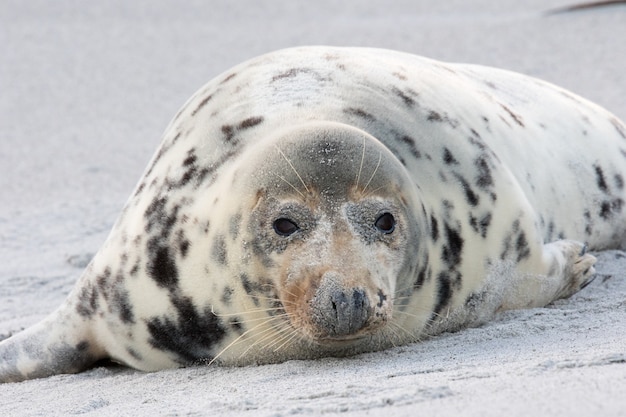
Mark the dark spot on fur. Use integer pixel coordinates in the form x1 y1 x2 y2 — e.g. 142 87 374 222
82 268 135 323
229 318 244 333
594 164 609 193
221 73 237 84
179 239 190 258
144 198 183 287
238 116 264 130
230 212 242 240
443 148 459 165
515 232 531 262
240 273 253 295
146 295 226 364
455 174 479 206
499 103 524 127
271 67 325 82
432 273 453 316
469 213 492 238
113 285 134 324
427 111 442 122
211 235 228 266
610 117 626 139
399 135 421 159
148 242 179 288
176 148 240 190
134 182 146 197
96 268 111 294
442 224 464 268
392 87 416 107
344 107 376 122
221 286 234 305
222 125 235 142
179 167 197 187
191 94 213 117
500 220 531 261
414 265 428 290
108 272 135 324
272 68 301 81
428 111 460 128
144 197 168 233
430 215 439 241
600 198 624 220
221 117 264 144
76 283 99 318
475 155 494 189
615 174 624 190
183 150 197 167
376 289 387 308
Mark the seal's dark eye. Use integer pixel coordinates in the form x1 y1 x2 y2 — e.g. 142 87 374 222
273 218 299 236
375 213 395 234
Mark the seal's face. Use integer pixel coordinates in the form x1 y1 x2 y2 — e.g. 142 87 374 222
240 123 421 346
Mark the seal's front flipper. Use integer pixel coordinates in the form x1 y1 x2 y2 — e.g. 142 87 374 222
499 240 596 311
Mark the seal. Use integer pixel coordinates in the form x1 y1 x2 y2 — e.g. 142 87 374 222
1 46 625 383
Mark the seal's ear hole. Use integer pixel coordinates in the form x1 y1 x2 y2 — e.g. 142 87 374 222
374 213 395 234
273 218 299 237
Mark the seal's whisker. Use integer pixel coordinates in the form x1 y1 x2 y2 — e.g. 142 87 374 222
226 312 290 325
275 145 310 194
393 283 424 297
382 323 403 347
354 136 366 191
261 325 296 352
391 308 429 320
241 293 280 302
271 326 302 353
209 322 267 365
275 173 306 198
361 151 382 194
243 321 294 358
209 315 286 365
398 306 446 319
211 306 285 318
388 319 421 343
237 318 291 358
362 185 386 199
240 293 292 307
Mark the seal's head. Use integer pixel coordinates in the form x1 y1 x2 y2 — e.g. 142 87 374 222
224 122 423 352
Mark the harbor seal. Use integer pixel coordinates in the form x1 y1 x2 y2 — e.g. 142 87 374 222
1 46 625 383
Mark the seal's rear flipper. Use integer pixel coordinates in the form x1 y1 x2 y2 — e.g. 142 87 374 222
0 309 104 383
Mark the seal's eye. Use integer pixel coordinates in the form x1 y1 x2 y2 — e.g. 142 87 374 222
273 218 299 236
374 213 395 234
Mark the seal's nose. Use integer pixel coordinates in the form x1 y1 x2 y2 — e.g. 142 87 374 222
310 272 372 337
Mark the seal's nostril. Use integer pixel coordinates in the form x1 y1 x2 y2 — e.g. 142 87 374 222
311 286 371 337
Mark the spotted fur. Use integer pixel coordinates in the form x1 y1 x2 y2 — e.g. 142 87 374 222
2 46 625 383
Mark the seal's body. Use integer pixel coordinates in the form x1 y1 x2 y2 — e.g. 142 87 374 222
2 47 624 382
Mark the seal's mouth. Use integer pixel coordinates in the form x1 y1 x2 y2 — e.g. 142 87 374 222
279 270 393 346
300 286 390 344
312 326 380 344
